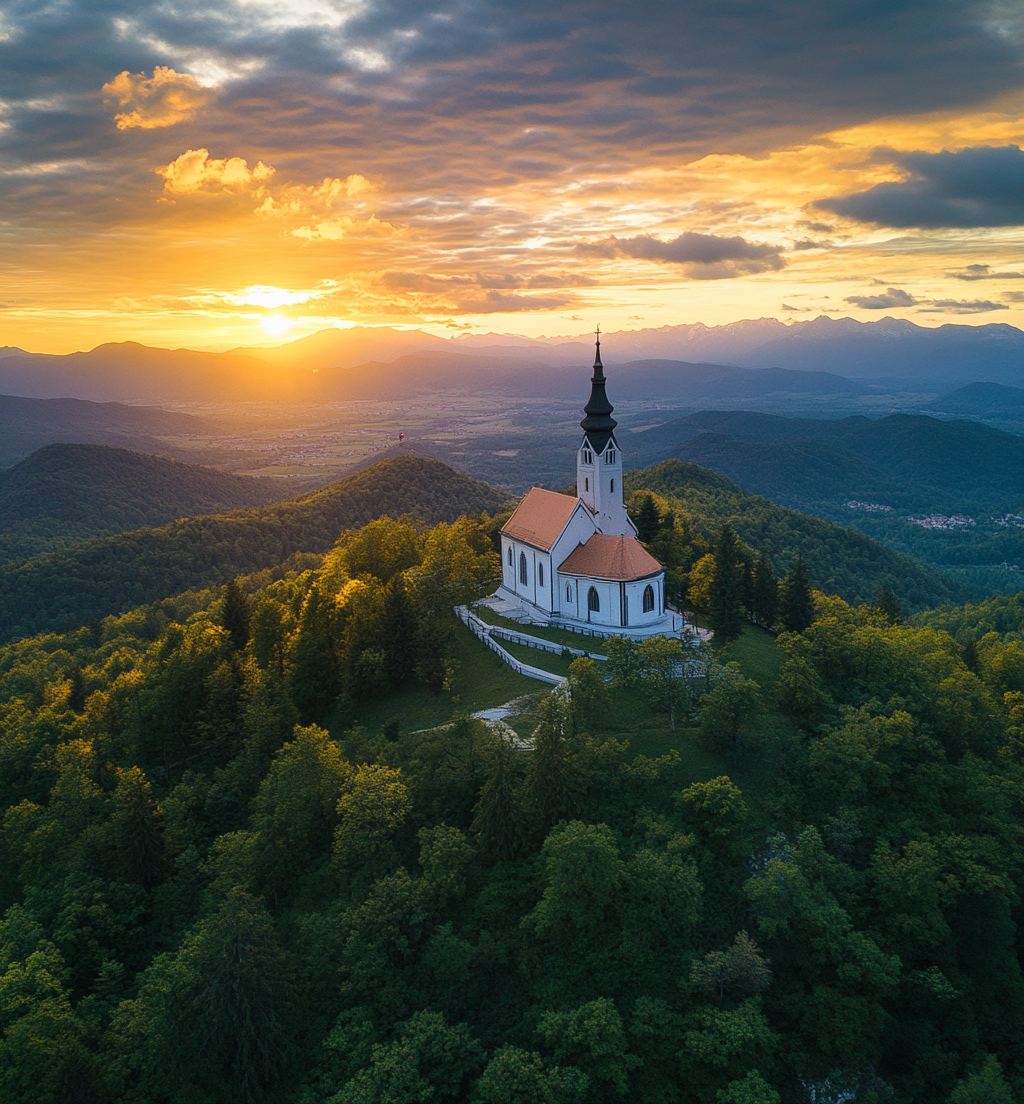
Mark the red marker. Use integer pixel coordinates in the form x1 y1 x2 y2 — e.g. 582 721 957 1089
398 432 404 443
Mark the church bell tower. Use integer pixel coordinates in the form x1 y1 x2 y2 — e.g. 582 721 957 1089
577 330 635 537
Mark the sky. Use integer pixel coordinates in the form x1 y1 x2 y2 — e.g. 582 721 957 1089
1 0 1021 354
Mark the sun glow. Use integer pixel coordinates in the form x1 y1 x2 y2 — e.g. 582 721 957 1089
260 313 294 336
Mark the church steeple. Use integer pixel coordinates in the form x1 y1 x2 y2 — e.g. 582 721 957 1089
580 327 617 453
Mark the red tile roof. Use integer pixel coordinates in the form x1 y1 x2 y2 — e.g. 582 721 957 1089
501 487 580 551
558 534 663 581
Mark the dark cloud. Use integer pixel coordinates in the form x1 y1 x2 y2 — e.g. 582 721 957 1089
816 145 1024 229
614 231 785 277
918 299 1010 314
2 1 1020 223
845 288 916 309
946 263 1024 281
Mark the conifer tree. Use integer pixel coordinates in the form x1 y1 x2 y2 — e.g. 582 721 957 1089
221 578 251 651
633 494 662 543
109 766 167 890
471 737 523 860
751 548 780 629
382 575 418 685
287 585 342 722
527 692 580 828
779 558 815 634
708 523 747 642
874 587 902 625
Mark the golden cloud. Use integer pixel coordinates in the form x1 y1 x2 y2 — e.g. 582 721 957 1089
157 149 275 193
102 67 215 130
291 214 401 240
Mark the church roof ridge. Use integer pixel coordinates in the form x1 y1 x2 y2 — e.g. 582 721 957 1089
558 533 662 581
500 486 581 551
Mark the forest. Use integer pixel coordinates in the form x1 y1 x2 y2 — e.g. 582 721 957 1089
0 455 963 647
0 487 1021 1103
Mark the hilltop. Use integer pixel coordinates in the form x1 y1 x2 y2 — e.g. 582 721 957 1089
0 453 962 645
628 459 960 610
630 411 1021 513
0 444 291 564
0 455 511 643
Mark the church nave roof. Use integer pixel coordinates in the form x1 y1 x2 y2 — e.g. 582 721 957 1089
501 486 580 551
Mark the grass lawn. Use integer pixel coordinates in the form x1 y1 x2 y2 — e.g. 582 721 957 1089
715 623 784 688
330 622 542 737
473 604 614 655
498 639 600 680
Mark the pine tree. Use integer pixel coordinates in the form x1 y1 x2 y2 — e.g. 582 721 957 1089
221 578 251 651
751 548 780 629
527 692 580 829
471 738 523 860
633 494 661 543
779 558 815 633
708 523 747 642
874 587 902 625
382 575 419 685
110 766 167 890
287 585 342 722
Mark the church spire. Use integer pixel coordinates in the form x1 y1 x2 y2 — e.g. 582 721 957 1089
580 326 617 453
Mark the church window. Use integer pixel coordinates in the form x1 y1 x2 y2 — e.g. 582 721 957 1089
507 546 513 566
610 479 615 492
539 563 544 587
587 587 600 613
519 552 528 585
606 449 616 464
584 477 589 492
643 584 655 613
566 585 572 601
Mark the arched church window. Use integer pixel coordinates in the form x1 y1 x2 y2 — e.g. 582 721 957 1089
566 585 572 602
610 479 614 492
519 552 528 586
539 563 544 587
606 450 616 464
643 584 655 613
507 546 513 566
587 587 600 613
584 477 589 492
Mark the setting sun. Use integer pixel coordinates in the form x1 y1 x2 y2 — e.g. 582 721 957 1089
260 313 294 337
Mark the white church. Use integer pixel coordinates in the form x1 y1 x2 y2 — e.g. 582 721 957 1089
491 334 682 638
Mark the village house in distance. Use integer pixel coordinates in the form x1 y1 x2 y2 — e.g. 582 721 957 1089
490 333 683 637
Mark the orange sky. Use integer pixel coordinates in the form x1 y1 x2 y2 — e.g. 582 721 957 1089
2 3 1021 353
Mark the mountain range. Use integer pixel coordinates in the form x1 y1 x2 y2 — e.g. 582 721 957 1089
1 316 1020 403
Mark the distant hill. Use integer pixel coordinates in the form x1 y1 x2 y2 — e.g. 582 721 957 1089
0 393 215 465
0 456 511 643
0 444 291 564
631 411 1021 511
927 382 1024 417
628 460 962 611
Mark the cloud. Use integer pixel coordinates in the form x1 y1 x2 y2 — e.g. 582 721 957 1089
1004 292 1024 303
455 291 571 313
845 288 916 309
946 263 1024 281
612 231 785 278
102 67 214 130
918 299 1010 314
158 148 274 193
816 145 1024 228
291 215 400 240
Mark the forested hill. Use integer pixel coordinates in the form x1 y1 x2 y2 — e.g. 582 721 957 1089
0 444 290 564
630 411 1020 514
0 456 510 643
628 460 961 610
